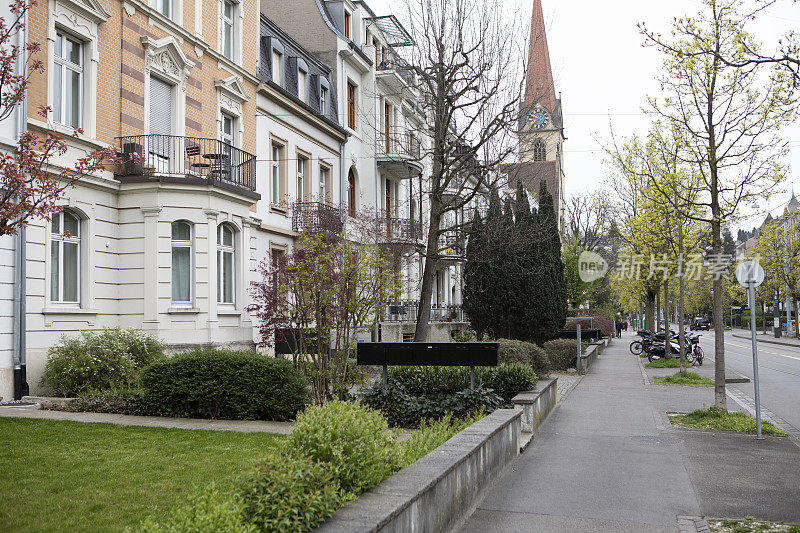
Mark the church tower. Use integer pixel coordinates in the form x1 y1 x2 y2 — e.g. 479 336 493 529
514 0 566 232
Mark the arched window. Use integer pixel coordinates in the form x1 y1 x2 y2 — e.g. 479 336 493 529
533 138 546 162
171 221 193 304
217 223 236 305
50 210 81 303
347 168 356 217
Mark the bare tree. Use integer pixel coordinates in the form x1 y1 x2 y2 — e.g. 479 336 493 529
564 191 613 251
400 0 525 341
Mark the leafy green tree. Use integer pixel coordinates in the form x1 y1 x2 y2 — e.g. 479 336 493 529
639 0 796 410
463 214 490 339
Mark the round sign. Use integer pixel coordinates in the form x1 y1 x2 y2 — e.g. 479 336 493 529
736 260 765 288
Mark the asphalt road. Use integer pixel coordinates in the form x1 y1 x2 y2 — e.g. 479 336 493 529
697 330 800 431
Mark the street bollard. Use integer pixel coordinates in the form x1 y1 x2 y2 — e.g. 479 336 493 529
576 323 582 374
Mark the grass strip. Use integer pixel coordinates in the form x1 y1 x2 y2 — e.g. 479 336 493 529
669 407 787 436
645 358 681 368
654 371 714 385
0 417 284 532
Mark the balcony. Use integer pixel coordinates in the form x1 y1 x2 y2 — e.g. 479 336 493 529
116 135 257 195
376 53 415 92
384 301 466 323
377 127 423 179
376 216 423 247
292 202 344 237
439 230 466 264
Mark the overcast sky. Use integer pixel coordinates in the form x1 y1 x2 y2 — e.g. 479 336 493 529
368 0 800 233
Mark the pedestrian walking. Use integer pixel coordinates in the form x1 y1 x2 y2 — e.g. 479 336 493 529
615 320 623 338
623 320 628 331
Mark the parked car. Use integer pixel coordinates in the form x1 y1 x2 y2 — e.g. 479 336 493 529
690 317 710 331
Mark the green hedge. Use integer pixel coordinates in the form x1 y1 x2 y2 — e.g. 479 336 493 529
497 339 550 376
360 364 535 427
543 339 579 370
140 349 309 421
40 328 165 396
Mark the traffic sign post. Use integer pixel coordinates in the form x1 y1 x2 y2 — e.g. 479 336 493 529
736 260 765 440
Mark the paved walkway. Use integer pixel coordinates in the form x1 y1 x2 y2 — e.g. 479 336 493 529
460 332 800 533
732 331 800 348
0 404 294 433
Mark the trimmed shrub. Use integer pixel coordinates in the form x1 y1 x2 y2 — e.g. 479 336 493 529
543 339 579 370
140 349 309 420
40 328 165 396
387 364 536 403
361 380 503 428
285 401 400 496
138 484 255 533
398 410 484 468
238 454 342 531
497 339 550 376
360 364 533 427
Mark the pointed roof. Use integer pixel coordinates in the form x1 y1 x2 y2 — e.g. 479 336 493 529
788 191 799 212
524 0 556 112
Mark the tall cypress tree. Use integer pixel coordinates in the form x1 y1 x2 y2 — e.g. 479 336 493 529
538 181 567 339
463 214 489 339
512 182 538 341
499 197 516 338
482 190 504 338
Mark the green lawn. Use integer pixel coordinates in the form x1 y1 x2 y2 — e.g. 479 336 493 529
669 408 786 436
645 358 681 368
0 418 284 532
654 371 714 385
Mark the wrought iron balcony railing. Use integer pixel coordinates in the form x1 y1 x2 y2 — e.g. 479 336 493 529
292 201 344 235
377 216 423 244
378 127 422 160
439 230 466 260
375 50 415 86
116 134 257 192
384 301 465 323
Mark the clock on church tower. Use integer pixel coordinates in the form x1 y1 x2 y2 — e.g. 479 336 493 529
526 108 551 129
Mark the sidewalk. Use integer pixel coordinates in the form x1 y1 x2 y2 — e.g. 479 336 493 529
460 332 800 532
0 403 294 433
731 331 800 348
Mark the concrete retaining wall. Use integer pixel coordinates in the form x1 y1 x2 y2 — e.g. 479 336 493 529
511 377 557 436
581 341 604 371
316 408 522 533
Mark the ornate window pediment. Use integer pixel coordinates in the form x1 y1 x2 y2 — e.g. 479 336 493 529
55 0 110 28
215 75 249 116
141 36 195 84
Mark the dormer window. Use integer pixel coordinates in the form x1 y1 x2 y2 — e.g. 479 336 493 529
320 85 328 114
272 49 282 85
298 68 307 101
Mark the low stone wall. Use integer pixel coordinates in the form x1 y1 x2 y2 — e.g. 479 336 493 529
581 341 603 371
511 377 557 437
316 409 522 533
21 395 72 409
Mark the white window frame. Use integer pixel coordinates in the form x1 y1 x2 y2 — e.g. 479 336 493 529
171 220 194 306
272 49 282 85
48 0 108 138
219 0 237 61
298 68 307 102
319 164 329 203
319 84 328 115
50 210 81 305
217 223 236 306
52 31 83 129
220 111 235 146
271 141 284 206
297 154 306 201
152 0 181 23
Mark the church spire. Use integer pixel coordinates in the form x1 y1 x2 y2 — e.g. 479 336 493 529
525 0 556 112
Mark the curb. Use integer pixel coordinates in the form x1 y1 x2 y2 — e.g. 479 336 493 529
732 333 800 348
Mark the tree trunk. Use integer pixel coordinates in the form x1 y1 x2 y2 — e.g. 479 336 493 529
646 290 656 332
711 216 727 411
414 206 442 342
678 221 686 373
663 278 669 332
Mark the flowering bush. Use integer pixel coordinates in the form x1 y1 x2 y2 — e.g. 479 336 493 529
40 328 164 396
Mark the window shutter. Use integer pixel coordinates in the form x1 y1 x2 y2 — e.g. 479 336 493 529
149 77 173 136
